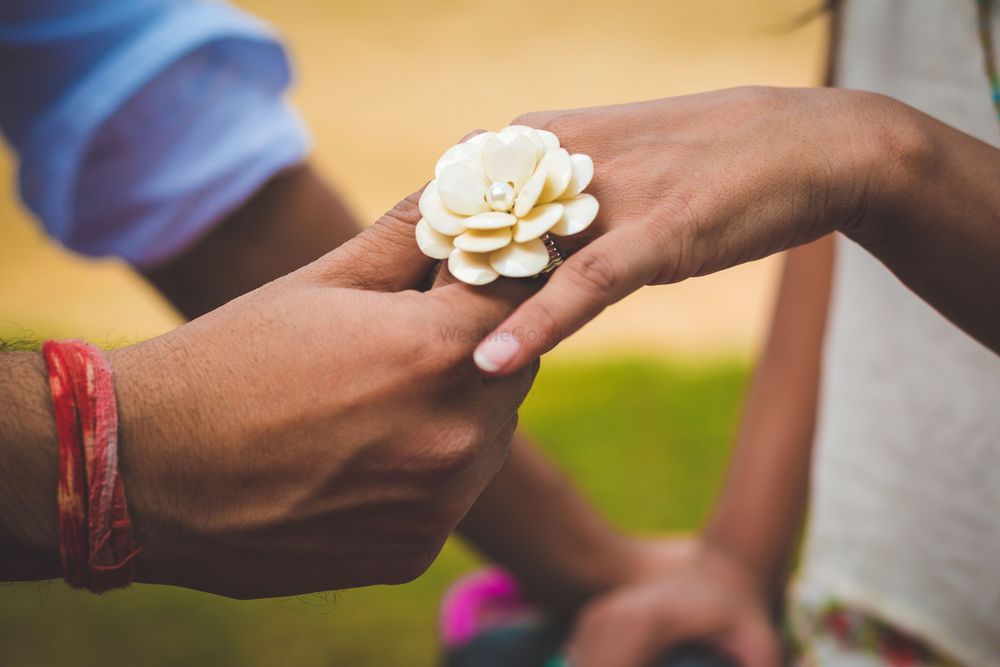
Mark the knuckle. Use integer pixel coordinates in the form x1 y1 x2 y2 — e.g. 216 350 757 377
543 112 586 145
406 325 464 383
447 420 490 457
350 233 388 271
522 301 563 348
569 252 618 296
511 111 545 128
381 192 423 228
419 421 488 478
390 189 424 220
318 232 385 287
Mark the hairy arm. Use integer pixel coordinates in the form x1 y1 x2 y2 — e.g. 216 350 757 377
0 164 359 582
0 350 60 580
143 163 362 319
704 236 834 597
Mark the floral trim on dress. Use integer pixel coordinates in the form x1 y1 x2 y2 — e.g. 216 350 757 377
790 599 960 667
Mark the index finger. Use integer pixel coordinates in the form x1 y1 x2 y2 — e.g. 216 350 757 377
472 227 663 375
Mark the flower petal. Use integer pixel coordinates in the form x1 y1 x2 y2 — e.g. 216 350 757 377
562 153 594 198
449 248 500 285
466 131 496 147
538 148 573 204
419 181 468 235
551 194 599 236
482 134 537 189
435 142 483 179
454 227 513 253
513 202 564 242
537 129 560 153
415 218 454 259
499 125 545 161
513 169 546 218
499 125 533 137
463 211 517 230
489 238 550 278
437 161 489 216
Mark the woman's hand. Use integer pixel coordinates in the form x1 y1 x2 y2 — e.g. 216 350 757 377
566 539 779 667
474 86 928 373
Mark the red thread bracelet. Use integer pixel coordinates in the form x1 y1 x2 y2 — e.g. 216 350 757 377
43 340 140 593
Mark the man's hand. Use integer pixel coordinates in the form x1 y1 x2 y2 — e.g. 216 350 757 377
1 190 540 598
566 539 779 667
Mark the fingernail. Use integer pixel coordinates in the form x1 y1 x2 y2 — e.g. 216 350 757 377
474 337 519 373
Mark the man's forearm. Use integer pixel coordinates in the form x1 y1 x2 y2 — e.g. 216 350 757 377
144 164 363 319
0 351 61 580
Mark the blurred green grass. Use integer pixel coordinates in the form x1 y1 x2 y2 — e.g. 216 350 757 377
0 357 746 667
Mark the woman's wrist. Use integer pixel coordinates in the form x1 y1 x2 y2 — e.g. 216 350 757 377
700 526 782 604
835 93 939 248
521 531 655 610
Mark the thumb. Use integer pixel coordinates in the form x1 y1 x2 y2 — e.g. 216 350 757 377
304 187 437 291
472 227 660 375
307 131 490 292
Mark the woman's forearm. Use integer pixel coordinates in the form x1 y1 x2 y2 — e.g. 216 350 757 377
852 103 1000 352
705 237 834 599
458 433 648 610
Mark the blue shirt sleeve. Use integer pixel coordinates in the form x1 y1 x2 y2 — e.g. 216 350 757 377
0 0 310 267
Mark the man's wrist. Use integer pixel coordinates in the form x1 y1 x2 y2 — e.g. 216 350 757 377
0 351 61 579
104 342 183 587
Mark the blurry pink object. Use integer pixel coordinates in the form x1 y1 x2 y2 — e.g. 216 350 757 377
439 567 538 648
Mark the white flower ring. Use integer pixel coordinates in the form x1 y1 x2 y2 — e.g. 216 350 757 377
415 125 599 285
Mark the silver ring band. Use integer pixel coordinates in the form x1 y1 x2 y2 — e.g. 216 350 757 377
536 233 564 277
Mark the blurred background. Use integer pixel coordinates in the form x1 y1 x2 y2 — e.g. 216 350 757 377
0 1 827 664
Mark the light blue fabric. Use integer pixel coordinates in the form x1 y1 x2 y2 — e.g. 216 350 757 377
0 0 310 267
